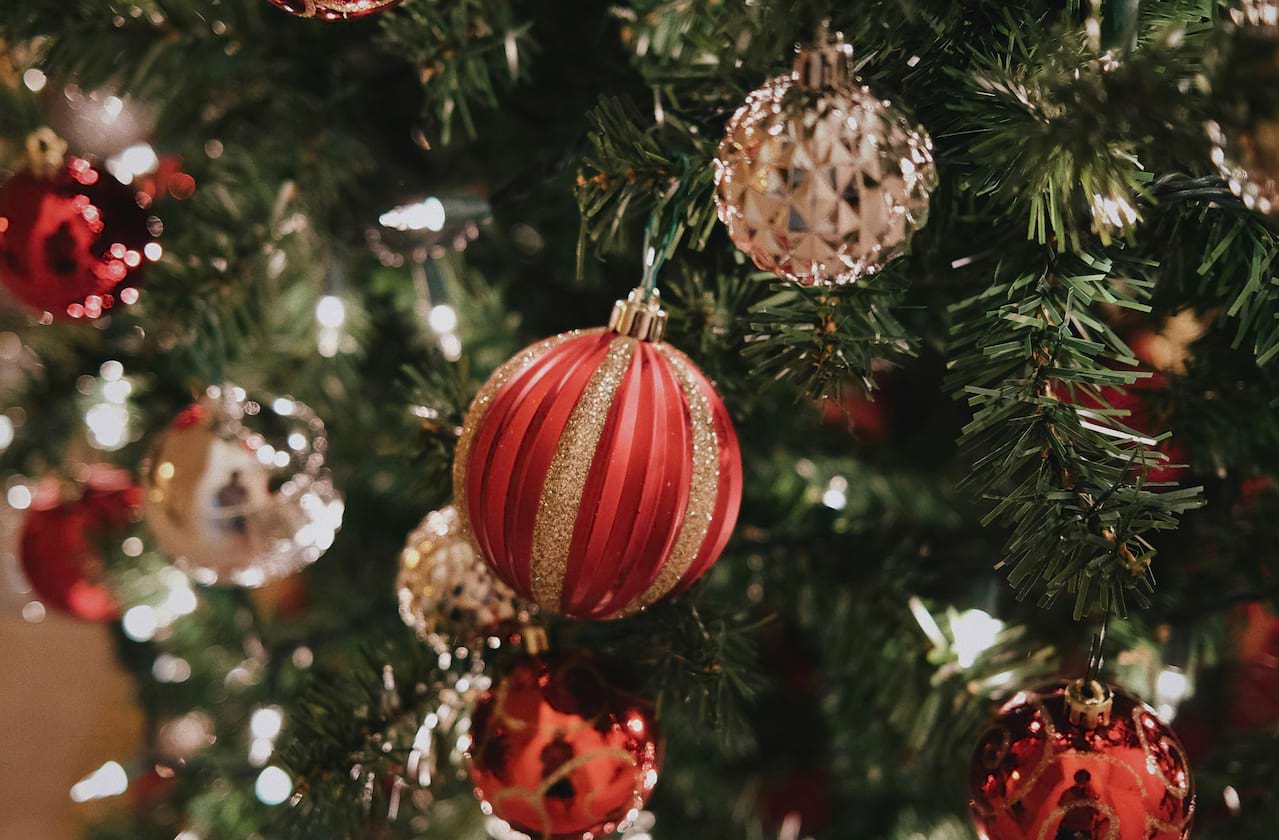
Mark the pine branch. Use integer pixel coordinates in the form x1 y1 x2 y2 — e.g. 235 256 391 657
947 248 1205 618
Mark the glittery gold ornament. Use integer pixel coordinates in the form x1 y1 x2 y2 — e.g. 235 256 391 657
142 385 344 587
396 505 524 654
1208 2 1279 213
714 30 936 286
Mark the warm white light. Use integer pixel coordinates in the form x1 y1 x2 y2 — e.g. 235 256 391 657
22 69 47 92
7 485 32 510
287 432 307 451
100 360 124 381
440 332 463 361
250 707 284 741
164 583 198 616
273 398 295 416
122 605 158 642
428 304 458 334
255 766 292 805
152 654 192 683
102 379 132 404
86 402 129 450
1223 785 1241 815
379 197 445 232
22 601 46 624
70 761 128 802
248 738 274 767
951 609 1005 668
1156 668 1189 703
821 475 848 510
0 416 13 451
315 295 346 329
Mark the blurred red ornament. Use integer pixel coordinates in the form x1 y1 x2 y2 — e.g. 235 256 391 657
454 289 742 619
20 467 141 620
467 654 662 840
1232 602 1279 729
267 0 402 20
969 680 1194 840
0 156 158 320
136 156 196 203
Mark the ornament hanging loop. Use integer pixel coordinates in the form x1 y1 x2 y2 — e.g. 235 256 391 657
795 20 854 89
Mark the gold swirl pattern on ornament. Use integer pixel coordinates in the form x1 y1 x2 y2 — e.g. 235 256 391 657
452 330 592 541
530 337 635 612
1034 799 1119 840
486 747 641 840
1131 705 1191 801
626 344 721 613
1003 691 1058 808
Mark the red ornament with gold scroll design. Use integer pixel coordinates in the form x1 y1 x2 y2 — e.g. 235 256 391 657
968 681 1194 840
466 653 663 840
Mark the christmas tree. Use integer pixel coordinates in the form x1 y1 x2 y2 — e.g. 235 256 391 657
1 1 1278 838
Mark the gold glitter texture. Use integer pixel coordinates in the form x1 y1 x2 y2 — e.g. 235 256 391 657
529 336 636 612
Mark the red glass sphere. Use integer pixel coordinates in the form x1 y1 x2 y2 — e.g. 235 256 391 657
454 328 742 619
0 158 158 320
20 467 142 620
467 654 662 840
969 681 1194 840
267 0 402 20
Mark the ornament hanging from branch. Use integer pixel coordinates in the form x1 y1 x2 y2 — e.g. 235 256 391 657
466 652 663 840
453 287 742 620
967 679 1195 840
20 466 141 621
266 0 403 20
0 129 160 320
141 385 344 588
1208 2 1279 213
714 27 936 286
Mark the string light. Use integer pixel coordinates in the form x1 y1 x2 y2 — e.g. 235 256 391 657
380 197 446 232
255 766 293 806
0 416 13 451
950 609 1004 668
70 761 129 803
1154 667 1191 721
6 485 32 510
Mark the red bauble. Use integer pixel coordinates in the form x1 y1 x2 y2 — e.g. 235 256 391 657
267 0 402 19
467 654 662 840
20 467 142 620
0 157 158 320
453 290 742 619
969 681 1194 840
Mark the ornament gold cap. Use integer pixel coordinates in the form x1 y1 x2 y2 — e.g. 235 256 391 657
1065 678 1114 729
793 22 854 89
609 287 667 342
520 625 550 656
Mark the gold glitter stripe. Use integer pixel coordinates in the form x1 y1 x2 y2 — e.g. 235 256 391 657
452 330 596 538
624 344 721 612
529 337 636 612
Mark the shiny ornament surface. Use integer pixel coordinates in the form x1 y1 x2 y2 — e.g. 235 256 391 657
20 467 141 620
142 385 343 587
467 654 662 840
1208 5 1279 213
0 156 158 319
968 681 1194 840
714 37 936 286
454 292 742 619
267 0 402 20
397 505 524 654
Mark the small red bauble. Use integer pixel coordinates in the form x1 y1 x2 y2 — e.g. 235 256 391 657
454 289 742 619
266 0 402 20
467 654 662 840
0 157 158 320
969 680 1194 840
20 467 142 621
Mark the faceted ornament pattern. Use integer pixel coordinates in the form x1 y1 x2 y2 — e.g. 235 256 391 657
715 76 936 286
968 682 1194 840
467 654 662 840
267 0 403 20
396 505 525 655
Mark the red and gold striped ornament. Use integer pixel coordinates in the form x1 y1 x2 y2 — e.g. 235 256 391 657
453 288 742 620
